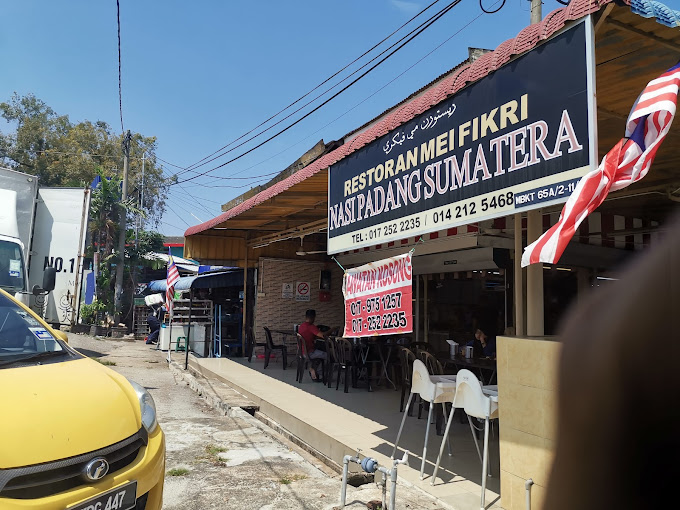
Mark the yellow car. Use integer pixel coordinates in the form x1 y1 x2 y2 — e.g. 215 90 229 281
0 289 165 509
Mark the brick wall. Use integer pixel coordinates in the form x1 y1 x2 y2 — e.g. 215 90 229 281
253 258 345 355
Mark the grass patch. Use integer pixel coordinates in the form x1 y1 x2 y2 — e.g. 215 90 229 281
167 468 189 477
206 444 228 456
91 357 116 366
279 474 307 484
202 444 228 466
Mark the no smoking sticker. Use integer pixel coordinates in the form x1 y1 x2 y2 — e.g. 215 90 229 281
295 281 311 302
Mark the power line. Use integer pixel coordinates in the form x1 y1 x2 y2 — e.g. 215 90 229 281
175 0 460 182
213 0 498 184
167 185 215 216
116 0 124 133
176 0 445 176
159 220 185 231
174 0 465 186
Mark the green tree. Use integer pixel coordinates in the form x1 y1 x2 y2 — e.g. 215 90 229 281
88 170 163 320
0 92 172 226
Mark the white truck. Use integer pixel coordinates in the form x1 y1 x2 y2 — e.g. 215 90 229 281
0 167 90 326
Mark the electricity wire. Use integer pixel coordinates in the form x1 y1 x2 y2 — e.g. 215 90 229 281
174 0 461 180
480 0 506 13
206 0 502 185
175 0 465 185
176 0 445 175
116 0 124 133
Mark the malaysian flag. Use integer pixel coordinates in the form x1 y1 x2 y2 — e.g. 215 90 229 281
166 250 180 311
522 62 680 267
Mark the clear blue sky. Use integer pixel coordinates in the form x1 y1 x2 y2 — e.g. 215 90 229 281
1 0 552 236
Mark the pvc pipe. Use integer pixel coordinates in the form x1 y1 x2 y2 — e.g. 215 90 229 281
525 478 534 510
340 452 360 508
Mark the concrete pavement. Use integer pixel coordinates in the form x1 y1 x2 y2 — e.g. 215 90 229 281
67 333 446 510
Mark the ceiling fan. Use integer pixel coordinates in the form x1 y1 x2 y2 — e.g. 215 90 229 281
295 236 326 256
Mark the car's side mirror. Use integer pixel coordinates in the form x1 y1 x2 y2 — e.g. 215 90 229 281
42 267 56 292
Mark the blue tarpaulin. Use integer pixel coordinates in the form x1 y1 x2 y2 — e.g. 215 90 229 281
146 270 244 292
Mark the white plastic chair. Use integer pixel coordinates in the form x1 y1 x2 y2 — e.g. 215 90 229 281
432 369 498 510
392 359 456 479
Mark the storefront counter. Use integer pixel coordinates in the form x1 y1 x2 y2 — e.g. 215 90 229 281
497 335 561 510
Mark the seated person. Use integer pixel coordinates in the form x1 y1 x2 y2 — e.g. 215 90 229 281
467 325 496 358
297 309 328 381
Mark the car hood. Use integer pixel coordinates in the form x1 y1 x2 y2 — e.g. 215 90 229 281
0 357 141 468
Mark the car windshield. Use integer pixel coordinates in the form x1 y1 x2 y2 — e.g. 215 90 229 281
0 292 63 358
0 240 26 293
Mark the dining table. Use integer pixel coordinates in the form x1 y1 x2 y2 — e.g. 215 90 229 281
342 336 398 392
436 351 498 385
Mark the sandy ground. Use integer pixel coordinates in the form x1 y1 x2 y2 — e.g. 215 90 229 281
67 333 445 510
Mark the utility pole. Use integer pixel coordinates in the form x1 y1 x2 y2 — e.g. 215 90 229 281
135 153 145 246
114 130 132 324
530 0 542 24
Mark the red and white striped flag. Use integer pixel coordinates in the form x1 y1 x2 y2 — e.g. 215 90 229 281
522 62 680 267
166 251 180 312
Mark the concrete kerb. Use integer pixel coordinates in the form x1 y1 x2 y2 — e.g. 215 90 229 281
167 358 341 478
169 356 455 510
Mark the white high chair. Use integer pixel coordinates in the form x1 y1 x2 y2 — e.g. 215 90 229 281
432 369 499 510
392 359 456 479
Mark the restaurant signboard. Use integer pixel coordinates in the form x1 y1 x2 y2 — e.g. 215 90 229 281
342 253 413 337
327 19 596 254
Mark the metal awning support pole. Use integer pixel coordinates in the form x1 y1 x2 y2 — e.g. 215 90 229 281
423 275 428 344
184 289 193 370
242 235 248 357
415 275 420 342
514 213 525 336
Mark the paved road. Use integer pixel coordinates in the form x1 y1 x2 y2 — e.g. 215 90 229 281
67 333 444 510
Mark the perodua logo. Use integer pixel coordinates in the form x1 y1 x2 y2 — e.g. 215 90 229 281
84 457 110 481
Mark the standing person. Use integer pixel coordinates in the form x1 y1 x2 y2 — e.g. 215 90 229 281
297 309 327 381
146 308 161 345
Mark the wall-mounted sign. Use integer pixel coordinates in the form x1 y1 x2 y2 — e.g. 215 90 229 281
342 253 413 337
295 281 311 302
327 20 595 254
282 282 294 299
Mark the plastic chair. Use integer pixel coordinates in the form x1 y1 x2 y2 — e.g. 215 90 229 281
397 347 417 413
334 338 357 393
432 369 499 509
246 327 265 363
324 336 340 388
263 327 287 369
174 336 187 352
392 359 456 479
295 333 324 383
419 351 447 429
409 341 434 357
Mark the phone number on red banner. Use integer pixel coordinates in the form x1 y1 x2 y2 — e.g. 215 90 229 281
347 292 408 334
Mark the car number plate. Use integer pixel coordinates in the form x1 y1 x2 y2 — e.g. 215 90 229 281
68 481 137 510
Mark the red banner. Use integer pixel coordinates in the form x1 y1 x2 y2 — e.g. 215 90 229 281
342 253 413 337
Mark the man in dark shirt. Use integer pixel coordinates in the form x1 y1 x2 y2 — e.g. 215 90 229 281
297 309 327 380
466 325 496 358
146 309 161 344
